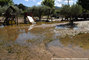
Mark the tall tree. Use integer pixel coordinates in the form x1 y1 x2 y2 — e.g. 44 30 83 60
60 4 83 26
60 5 71 19
42 0 55 20
0 0 13 6
18 4 26 11
78 0 89 10
28 6 44 21
71 4 82 19
41 0 55 8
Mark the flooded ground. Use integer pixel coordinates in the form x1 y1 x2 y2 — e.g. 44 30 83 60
0 21 89 60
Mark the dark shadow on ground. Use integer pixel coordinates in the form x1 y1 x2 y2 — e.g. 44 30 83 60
56 23 78 29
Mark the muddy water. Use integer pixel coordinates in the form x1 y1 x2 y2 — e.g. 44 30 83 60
0 24 89 59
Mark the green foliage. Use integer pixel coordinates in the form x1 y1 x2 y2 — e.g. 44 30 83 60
41 0 56 18
13 6 23 15
0 5 23 16
42 6 51 15
0 0 14 16
28 6 39 16
60 5 71 17
14 4 28 15
0 6 8 16
41 0 55 8
60 4 83 18
27 6 54 20
17 4 27 11
14 4 27 14
71 4 83 17
0 0 13 6
53 9 60 17
27 6 43 20
78 0 89 10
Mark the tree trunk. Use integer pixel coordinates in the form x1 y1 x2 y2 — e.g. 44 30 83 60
39 16 41 21
69 17 74 27
47 14 49 21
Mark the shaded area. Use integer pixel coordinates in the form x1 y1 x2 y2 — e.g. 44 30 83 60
55 23 78 29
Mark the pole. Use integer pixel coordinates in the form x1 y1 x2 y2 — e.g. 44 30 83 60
68 0 69 6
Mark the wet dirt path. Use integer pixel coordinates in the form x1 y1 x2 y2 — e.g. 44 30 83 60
0 21 89 60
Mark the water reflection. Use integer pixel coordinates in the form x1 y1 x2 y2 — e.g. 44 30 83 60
16 32 45 45
28 24 35 30
55 25 69 29
0 25 4 28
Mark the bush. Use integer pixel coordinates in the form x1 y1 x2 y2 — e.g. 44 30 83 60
60 4 83 20
0 6 9 16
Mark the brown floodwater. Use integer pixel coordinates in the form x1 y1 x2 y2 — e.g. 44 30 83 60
0 24 89 59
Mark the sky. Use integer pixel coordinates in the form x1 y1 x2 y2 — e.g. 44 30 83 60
13 0 78 7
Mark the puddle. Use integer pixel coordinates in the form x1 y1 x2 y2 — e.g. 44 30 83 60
0 25 54 46
55 25 69 29
73 26 79 30
55 24 79 30
47 39 63 47
15 32 45 46
0 25 4 28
